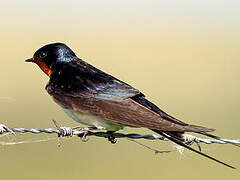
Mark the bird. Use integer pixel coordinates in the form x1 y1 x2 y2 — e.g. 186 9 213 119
26 42 236 169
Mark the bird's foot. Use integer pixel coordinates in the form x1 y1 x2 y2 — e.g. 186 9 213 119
81 128 89 142
108 136 117 144
78 127 105 142
107 131 117 144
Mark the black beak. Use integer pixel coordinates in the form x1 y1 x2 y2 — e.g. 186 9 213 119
25 58 36 62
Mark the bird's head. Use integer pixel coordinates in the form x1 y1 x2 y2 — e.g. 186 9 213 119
25 43 76 76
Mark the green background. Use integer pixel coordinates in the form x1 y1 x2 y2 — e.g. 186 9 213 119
0 1 239 179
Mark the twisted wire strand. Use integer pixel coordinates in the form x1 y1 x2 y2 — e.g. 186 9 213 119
1 123 240 145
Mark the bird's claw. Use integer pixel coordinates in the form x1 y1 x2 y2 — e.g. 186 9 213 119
81 129 89 142
108 136 117 144
107 131 117 144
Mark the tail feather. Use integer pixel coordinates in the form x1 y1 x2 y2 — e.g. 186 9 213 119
184 124 215 133
152 130 236 169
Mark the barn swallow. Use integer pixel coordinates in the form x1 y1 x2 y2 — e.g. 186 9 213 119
26 42 236 169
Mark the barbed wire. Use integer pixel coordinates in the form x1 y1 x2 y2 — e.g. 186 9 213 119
1 122 240 147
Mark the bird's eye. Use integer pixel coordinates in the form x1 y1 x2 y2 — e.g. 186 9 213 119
39 52 47 59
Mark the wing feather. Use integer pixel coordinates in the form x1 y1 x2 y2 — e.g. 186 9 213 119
46 58 213 132
46 59 140 100
50 93 189 131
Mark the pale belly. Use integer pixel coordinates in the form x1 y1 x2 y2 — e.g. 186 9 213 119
62 108 125 131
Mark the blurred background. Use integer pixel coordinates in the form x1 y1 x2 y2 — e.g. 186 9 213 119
0 0 240 179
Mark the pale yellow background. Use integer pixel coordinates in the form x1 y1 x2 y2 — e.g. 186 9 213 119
0 0 240 179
